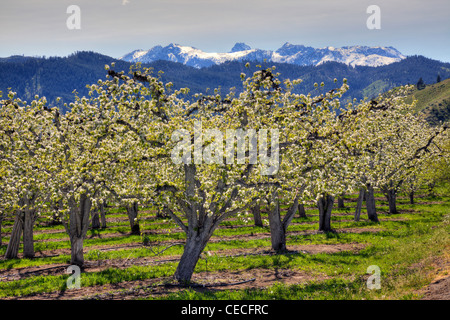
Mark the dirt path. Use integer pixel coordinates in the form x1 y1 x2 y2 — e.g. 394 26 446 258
0 226 381 262
0 242 366 285
0 242 368 300
420 251 450 300
3 267 335 300
421 276 450 300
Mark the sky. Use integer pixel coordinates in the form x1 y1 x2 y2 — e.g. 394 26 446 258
0 0 449 62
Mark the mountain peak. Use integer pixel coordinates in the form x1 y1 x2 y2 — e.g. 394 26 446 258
230 43 251 53
276 43 309 56
119 43 405 68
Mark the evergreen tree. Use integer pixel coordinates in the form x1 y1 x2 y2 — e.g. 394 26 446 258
437 74 441 83
417 77 426 90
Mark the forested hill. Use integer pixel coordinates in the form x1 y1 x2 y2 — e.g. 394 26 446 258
1 51 449 113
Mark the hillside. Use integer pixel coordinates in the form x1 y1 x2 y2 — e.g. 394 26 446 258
405 78 450 125
1 52 449 113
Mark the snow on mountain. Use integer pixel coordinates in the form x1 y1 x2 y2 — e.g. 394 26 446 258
119 42 405 68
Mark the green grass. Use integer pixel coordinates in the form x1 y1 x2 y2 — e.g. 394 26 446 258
152 204 450 300
0 263 178 298
362 80 392 99
404 78 450 124
0 189 448 299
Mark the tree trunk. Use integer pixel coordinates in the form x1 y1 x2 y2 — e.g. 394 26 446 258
173 232 210 284
70 236 84 268
4 214 23 259
317 194 335 232
409 191 414 205
100 202 107 229
267 198 286 253
156 205 168 218
354 187 365 222
50 213 61 225
427 182 435 197
91 209 100 229
267 194 299 253
172 163 208 284
126 202 140 235
337 194 345 208
297 203 307 218
156 206 162 218
385 189 398 214
365 185 379 223
251 202 263 227
67 194 92 267
50 200 62 225
22 207 36 258
171 164 246 284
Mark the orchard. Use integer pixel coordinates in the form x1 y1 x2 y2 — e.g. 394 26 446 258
0 64 448 288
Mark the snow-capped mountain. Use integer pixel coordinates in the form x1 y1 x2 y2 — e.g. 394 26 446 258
119 42 405 68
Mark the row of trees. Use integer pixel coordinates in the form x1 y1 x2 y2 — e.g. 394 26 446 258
416 74 443 90
0 64 448 283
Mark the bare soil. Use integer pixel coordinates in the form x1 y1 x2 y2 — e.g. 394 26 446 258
0 243 367 301
1 196 444 300
4 267 335 300
0 226 382 261
0 242 367 283
5 246 359 300
422 276 450 300
420 251 450 300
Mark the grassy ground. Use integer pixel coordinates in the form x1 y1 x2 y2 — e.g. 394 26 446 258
405 78 450 125
0 186 448 300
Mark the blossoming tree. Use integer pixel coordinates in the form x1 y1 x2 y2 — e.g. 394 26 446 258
0 94 57 258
